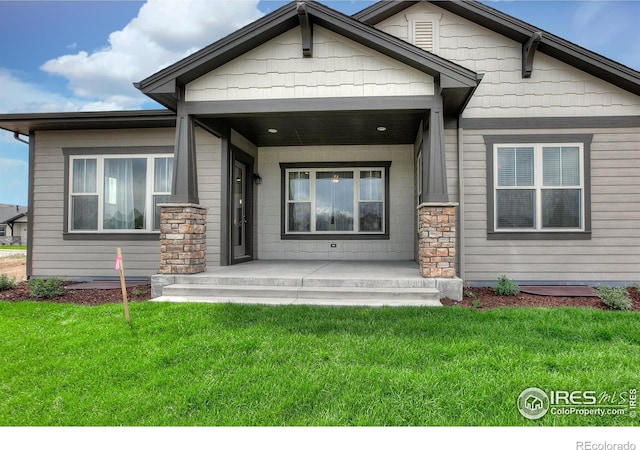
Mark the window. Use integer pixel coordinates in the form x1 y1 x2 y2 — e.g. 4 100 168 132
0 225 5 237
281 163 390 238
487 136 591 238
69 154 173 233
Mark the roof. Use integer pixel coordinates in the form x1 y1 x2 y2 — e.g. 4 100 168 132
0 110 175 137
0 204 27 225
1 0 639 137
354 0 640 96
135 0 481 111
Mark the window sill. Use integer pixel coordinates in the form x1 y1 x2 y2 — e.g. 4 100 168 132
63 232 160 241
487 231 591 241
281 233 389 241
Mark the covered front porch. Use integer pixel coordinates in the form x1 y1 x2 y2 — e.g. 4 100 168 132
136 1 481 302
151 259 462 305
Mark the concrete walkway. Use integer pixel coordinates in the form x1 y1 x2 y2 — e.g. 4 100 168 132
0 249 26 258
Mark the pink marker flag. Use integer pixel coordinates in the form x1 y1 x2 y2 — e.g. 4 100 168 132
115 256 122 271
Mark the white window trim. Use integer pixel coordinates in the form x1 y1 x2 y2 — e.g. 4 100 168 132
406 13 441 53
68 154 172 233
284 167 386 235
493 143 585 232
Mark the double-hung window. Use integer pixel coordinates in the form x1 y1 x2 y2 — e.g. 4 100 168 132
282 162 390 238
68 153 173 233
490 138 590 236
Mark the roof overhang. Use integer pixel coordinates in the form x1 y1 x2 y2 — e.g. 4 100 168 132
188 95 435 146
1 212 27 225
0 110 176 136
355 0 640 96
135 1 481 116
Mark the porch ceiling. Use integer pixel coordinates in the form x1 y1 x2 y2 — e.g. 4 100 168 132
200 110 424 147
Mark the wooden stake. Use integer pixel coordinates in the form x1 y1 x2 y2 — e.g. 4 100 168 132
115 247 130 323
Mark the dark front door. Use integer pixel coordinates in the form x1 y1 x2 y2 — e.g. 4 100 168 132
231 149 253 264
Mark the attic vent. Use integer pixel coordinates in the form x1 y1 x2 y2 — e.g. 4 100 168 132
414 21 434 52
406 13 442 53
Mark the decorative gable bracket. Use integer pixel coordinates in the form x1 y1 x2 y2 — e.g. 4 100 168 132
297 1 313 57
522 31 542 78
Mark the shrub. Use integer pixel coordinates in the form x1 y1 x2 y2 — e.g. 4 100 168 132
28 277 65 299
471 299 483 309
0 273 16 291
597 286 632 311
494 275 519 296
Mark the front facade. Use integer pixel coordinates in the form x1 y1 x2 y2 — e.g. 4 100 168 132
1 1 640 291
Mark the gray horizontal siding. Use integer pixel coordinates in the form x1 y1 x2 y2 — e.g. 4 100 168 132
444 128 458 202
31 128 176 279
194 129 222 267
462 126 640 283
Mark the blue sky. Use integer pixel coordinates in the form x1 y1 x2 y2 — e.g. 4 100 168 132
1 0 639 206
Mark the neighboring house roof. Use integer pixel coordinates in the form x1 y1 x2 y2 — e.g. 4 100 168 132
134 0 481 113
0 204 27 225
354 0 640 96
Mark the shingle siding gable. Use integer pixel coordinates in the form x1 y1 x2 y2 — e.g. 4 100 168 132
375 1 640 118
185 26 435 102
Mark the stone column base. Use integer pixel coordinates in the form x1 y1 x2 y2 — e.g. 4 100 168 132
418 203 458 278
159 203 207 274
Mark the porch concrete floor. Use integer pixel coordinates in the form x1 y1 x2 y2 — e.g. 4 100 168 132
152 260 463 306
205 260 428 285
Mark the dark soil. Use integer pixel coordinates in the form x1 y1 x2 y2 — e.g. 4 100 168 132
441 286 640 311
0 282 152 306
2 283 640 311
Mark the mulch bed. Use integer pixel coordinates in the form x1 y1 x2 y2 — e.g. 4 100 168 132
2 282 640 311
0 282 152 306
441 286 640 311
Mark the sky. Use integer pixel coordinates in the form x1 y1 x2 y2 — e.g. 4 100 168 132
0 0 639 206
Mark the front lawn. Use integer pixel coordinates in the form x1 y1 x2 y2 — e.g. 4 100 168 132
0 301 638 426
0 245 26 250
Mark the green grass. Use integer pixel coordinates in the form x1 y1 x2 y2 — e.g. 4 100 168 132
0 245 26 250
1 301 638 426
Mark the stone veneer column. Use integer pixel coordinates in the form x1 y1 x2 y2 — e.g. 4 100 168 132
418 203 458 278
159 203 207 274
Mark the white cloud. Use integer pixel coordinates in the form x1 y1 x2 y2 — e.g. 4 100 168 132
0 157 28 205
569 2 640 70
0 68 89 113
41 0 263 111
0 157 28 173
571 2 608 28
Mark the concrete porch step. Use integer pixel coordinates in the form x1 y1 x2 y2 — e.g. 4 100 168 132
169 274 434 289
156 283 441 306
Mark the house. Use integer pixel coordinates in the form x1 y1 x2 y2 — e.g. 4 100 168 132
0 0 639 300
0 204 28 246
524 395 543 412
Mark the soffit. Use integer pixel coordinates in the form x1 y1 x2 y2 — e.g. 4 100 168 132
202 110 424 147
